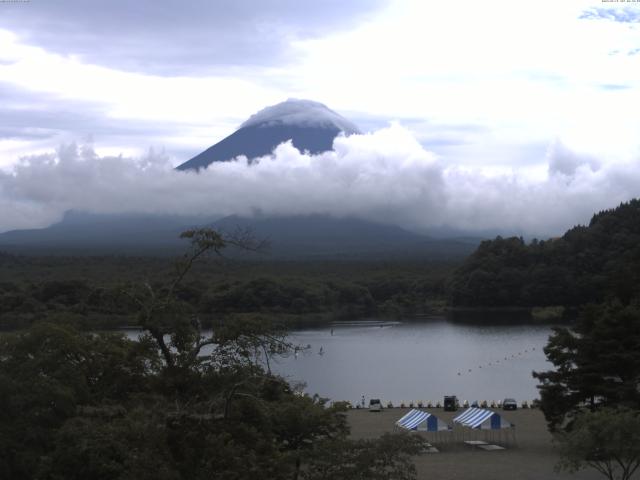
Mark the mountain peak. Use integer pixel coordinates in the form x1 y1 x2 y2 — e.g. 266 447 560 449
239 98 361 134
176 99 360 171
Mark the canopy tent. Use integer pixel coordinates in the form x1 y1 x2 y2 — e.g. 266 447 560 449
396 409 450 432
452 408 516 446
453 408 512 430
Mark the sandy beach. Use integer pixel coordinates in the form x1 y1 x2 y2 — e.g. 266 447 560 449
347 408 602 480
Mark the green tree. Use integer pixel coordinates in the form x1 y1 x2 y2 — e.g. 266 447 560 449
302 432 425 480
556 408 640 480
534 301 640 431
0 323 157 480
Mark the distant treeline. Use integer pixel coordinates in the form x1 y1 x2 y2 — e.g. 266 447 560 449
449 199 640 308
0 256 453 330
3 199 639 330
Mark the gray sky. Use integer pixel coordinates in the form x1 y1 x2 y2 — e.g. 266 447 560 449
0 0 639 235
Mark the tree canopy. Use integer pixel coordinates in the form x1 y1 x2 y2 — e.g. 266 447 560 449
449 199 640 308
556 407 640 480
0 229 424 480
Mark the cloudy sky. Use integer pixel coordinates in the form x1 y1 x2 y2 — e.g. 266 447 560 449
0 0 639 236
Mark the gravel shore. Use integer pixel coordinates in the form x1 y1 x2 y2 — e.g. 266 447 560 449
347 408 601 480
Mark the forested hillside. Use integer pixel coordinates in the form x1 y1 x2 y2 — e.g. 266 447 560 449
449 199 640 307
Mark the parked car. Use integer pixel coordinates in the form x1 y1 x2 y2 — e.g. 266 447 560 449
443 395 458 411
502 398 517 410
369 398 382 412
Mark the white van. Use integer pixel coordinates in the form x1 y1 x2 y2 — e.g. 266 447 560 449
369 398 382 412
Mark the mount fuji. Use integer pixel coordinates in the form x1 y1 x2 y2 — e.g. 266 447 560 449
0 99 480 258
177 99 360 171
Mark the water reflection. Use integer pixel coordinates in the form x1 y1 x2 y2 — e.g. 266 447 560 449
272 318 554 405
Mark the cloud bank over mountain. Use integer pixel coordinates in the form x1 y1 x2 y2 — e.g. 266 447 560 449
1 124 638 238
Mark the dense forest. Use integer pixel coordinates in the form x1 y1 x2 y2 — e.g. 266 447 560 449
0 254 453 331
449 199 640 309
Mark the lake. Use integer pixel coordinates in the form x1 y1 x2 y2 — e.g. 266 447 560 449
270 318 555 406
121 317 556 406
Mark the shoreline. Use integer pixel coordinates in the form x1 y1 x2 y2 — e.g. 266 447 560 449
0 312 570 333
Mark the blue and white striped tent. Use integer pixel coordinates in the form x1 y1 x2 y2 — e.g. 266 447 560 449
396 409 450 432
453 408 512 430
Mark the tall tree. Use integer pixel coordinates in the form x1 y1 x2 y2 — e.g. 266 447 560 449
533 301 640 431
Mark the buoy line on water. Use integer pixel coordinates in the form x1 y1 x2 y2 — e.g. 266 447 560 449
456 346 538 376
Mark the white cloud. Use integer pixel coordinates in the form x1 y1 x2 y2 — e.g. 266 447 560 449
2 0 640 173
0 0 639 236
1 125 638 238
546 139 600 176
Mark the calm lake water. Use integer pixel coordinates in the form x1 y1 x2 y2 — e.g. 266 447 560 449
271 319 555 405
122 318 556 406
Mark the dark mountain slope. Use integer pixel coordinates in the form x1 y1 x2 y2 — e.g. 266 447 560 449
0 211 479 259
177 123 349 171
0 211 213 255
212 214 479 259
